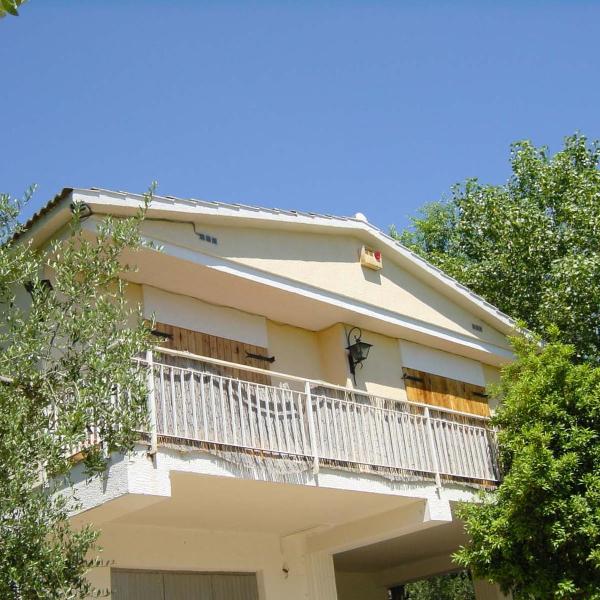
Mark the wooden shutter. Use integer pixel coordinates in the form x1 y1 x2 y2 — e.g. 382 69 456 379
153 322 271 385
402 367 489 417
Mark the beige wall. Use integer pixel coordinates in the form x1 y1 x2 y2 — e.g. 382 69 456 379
136 285 499 403
87 524 289 599
335 571 388 600
267 321 324 384
354 330 406 401
267 320 407 400
143 284 269 347
139 220 510 351
317 324 352 387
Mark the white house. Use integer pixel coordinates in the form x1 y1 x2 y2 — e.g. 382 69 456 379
23 187 515 600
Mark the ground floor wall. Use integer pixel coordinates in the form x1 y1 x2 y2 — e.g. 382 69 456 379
87 523 340 600
86 521 509 600
88 524 288 599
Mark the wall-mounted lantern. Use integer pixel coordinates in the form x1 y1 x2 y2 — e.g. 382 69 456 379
346 327 373 384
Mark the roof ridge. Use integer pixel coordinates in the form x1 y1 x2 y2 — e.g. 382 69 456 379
86 186 361 223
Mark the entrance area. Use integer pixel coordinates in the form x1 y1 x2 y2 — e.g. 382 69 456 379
111 570 259 600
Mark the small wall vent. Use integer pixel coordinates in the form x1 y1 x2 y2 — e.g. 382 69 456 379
472 323 483 332
196 232 218 245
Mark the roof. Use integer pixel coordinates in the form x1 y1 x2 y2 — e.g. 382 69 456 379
19 186 520 336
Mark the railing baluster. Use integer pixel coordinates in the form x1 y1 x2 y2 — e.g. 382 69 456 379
296 388 308 457
228 379 237 446
256 383 266 450
219 378 227 444
199 373 208 441
145 350 158 455
237 380 246 447
424 406 441 487
190 370 198 440
282 389 292 454
272 386 282 451
305 382 319 473
352 398 363 463
160 364 167 434
247 381 257 448
210 375 217 443
169 367 178 437
180 369 188 438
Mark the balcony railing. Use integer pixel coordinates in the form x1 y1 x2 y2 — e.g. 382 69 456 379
140 348 500 487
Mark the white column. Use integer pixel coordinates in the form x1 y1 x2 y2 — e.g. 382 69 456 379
306 551 338 600
282 533 338 600
473 579 511 600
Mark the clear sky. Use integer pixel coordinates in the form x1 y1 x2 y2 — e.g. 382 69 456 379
2 1 599 232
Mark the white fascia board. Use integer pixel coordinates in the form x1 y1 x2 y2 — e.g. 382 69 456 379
71 188 519 337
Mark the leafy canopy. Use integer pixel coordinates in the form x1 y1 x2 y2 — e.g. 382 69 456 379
0 186 155 598
396 571 475 600
455 335 600 599
393 134 600 597
0 0 26 18
393 134 600 362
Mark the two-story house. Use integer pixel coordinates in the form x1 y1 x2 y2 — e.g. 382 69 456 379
22 187 514 600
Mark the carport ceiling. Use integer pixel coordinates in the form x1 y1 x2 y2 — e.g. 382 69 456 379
334 519 467 573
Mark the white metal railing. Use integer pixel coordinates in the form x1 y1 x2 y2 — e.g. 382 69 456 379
140 348 500 485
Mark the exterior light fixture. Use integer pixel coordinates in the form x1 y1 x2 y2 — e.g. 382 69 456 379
346 327 372 384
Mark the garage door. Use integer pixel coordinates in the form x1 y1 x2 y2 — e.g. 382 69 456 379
112 570 259 600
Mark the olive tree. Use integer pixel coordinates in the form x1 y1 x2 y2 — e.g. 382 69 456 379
0 185 155 598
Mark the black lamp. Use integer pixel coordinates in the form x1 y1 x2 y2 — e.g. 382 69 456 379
346 327 372 383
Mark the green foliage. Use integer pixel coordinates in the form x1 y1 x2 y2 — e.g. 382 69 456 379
393 134 600 362
398 571 475 600
395 134 600 596
0 186 156 597
455 335 600 598
0 0 26 17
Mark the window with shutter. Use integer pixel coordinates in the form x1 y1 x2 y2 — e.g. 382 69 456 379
402 367 489 417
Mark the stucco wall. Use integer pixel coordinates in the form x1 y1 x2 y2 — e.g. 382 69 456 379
138 220 510 351
335 571 389 600
86 524 332 600
267 320 324 384
143 284 268 347
399 340 486 387
136 285 498 406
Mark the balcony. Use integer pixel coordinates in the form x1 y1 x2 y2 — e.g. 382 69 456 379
140 348 501 488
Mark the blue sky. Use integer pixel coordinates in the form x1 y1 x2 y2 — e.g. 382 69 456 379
2 1 599 232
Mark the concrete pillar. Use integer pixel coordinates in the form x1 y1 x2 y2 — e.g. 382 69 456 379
281 533 338 600
474 579 511 600
307 552 339 600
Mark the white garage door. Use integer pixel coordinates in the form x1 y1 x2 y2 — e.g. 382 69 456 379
112 570 259 600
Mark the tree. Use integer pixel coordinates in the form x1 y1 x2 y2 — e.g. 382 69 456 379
392 134 600 362
392 571 475 600
0 186 155 598
455 335 600 598
393 134 600 597
0 0 26 17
